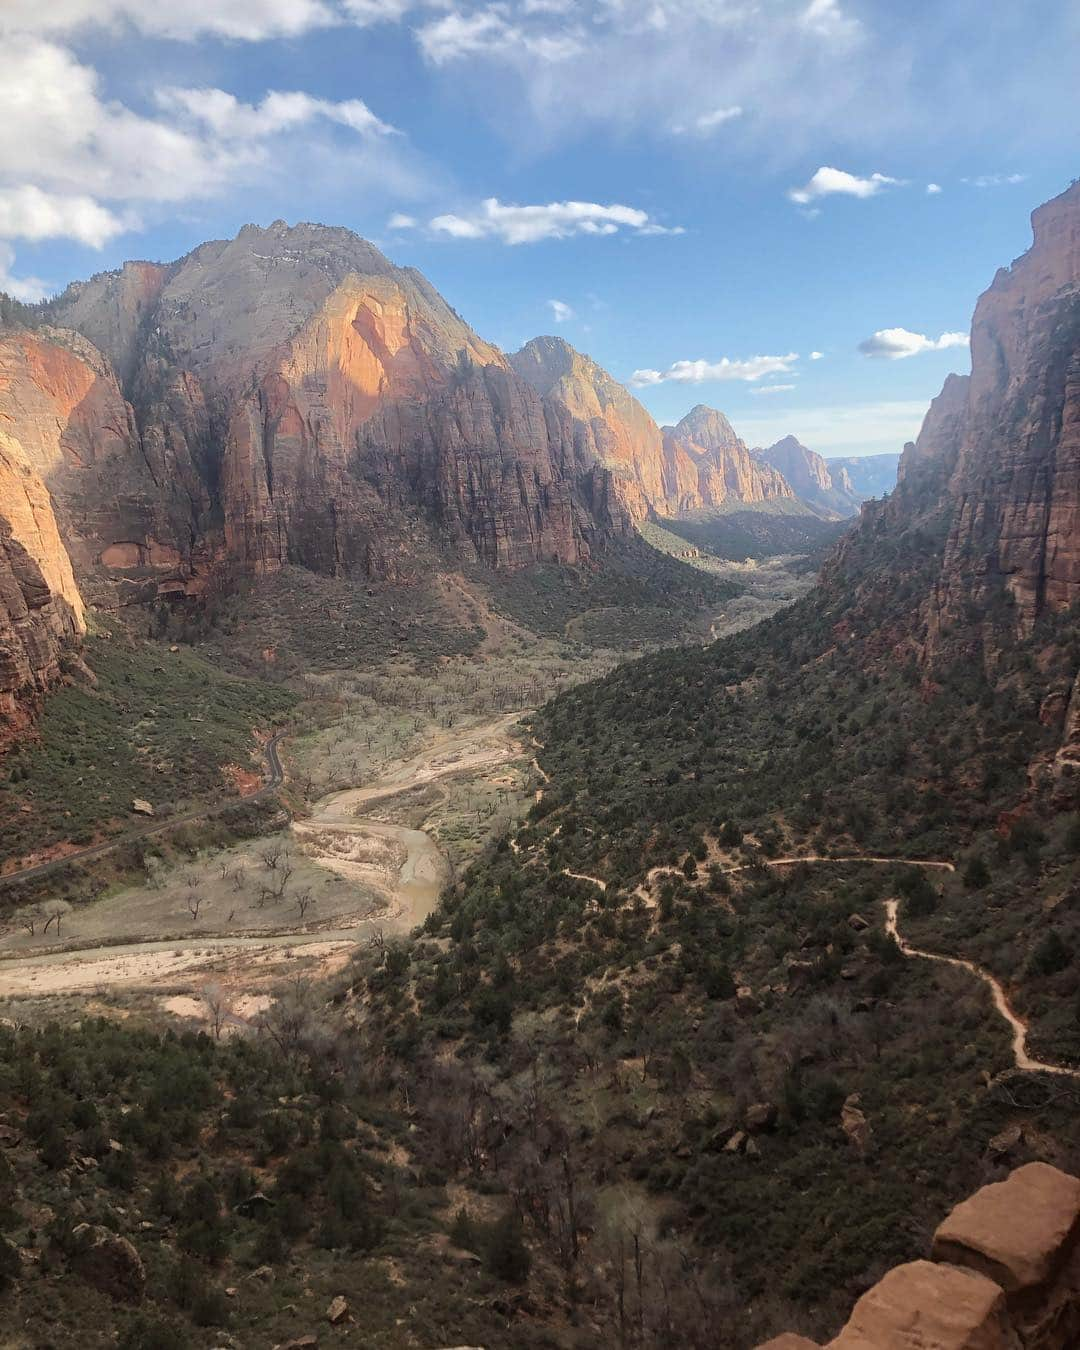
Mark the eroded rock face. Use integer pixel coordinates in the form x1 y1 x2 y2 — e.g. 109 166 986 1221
662 405 795 512
47 223 628 581
925 182 1080 646
756 436 860 519
0 435 84 734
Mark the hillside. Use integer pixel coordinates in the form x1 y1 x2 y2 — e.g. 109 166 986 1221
347 180 1080 1346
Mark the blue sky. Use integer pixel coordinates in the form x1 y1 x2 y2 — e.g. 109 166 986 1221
1 1 1077 456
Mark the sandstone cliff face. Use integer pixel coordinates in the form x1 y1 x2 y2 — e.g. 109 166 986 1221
510 336 665 520
927 182 1080 643
0 437 83 733
756 435 861 518
48 223 624 581
662 405 795 512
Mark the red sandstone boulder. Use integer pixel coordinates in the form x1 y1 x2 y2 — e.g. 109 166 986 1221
827 1259 1018 1349
931 1162 1080 1295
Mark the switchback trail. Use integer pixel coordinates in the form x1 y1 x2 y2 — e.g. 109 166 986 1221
884 898 1080 1080
632 853 955 904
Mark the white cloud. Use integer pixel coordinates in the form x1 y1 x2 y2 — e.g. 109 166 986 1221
962 173 1027 188
341 0 411 24
417 6 585 65
799 0 859 40
157 88 396 141
809 350 824 360
629 353 799 389
672 105 742 135
0 37 412 249
0 186 127 248
0 243 48 302
926 182 942 194
429 198 682 244
858 327 970 360
387 212 417 229
0 0 339 41
788 166 900 204
547 299 574 322
750 383 796 396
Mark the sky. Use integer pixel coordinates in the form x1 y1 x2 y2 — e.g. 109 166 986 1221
1 1 1077 458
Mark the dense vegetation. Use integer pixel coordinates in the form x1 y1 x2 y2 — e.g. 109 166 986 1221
474 537 731 642
0 629 294 869
0 1015 550 1349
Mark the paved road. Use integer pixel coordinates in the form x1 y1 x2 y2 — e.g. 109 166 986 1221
0 731 287 890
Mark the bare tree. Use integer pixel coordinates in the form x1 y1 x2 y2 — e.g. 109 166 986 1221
275 857 295 899
295 889 315 921
19 904 45 937
202 983 231 1040
232 866 246 893
260 847 282 872
43 902 70 938
186 887 204 920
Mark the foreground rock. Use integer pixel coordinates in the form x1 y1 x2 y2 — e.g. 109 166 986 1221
828 1260 1014 1349
758 1162 1080 1349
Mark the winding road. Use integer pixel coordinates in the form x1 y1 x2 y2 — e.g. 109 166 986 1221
0 732 288 889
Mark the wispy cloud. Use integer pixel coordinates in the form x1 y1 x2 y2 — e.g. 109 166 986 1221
788 166 900 204
629 353 799 389
387 212 417 228
926 182 943 195
750 383 796 396
672 105 743 136
0 242 47 301
430 198 683 244
962 173 1027 188
547 298 574 321
858 327 969 360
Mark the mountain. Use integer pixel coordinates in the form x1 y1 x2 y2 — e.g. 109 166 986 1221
661 404 795 511
509 334 669 519
755 434 863 518
509 341 794 516
826 452 900 502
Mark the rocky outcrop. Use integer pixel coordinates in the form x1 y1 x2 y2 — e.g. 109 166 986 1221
662 405 795 513
757 1162 1080 1350
756 436 861 519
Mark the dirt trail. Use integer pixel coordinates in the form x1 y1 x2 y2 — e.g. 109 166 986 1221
884 899 1080 1079
631 853 955 905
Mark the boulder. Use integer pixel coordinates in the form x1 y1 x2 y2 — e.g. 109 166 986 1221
326 1296 349 1325
840 1094 871 1154
745 1102 778 1133
827 1260 1016 1349
931 1161 1080 1295
985 1125 1024 1160
724 1130 747 1154
131 798 154 817
847 913 869 932
69 1223 145 1303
